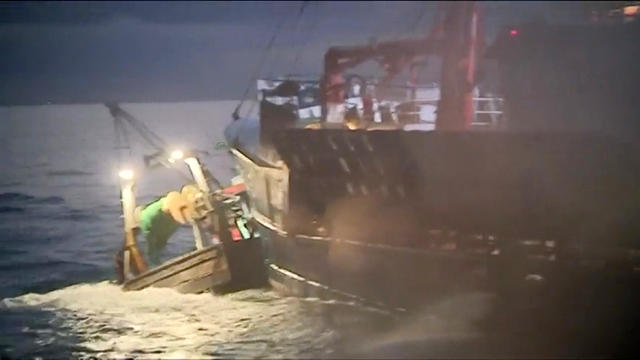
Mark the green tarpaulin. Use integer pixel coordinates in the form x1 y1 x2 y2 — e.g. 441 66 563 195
139 197 179 265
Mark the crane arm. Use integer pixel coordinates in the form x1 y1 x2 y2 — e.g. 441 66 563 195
320 1 483 130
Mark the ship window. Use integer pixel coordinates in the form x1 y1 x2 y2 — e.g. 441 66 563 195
298 87 320 107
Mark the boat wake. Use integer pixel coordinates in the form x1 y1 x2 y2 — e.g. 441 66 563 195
2 282 340 359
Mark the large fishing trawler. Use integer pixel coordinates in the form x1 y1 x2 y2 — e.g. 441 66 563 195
226 1 640 315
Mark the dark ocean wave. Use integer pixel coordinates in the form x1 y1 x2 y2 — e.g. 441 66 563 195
0 206 25 213
46 170 94 177
0 192 34 202
25 162 49 169
32 196 65 205
52 210 96 221
0 248 27 258
0 259 97 272
0 192 64 205
0 181 22 188
0 192 95 225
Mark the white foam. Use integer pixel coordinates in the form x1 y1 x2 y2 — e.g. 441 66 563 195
6 282 337 358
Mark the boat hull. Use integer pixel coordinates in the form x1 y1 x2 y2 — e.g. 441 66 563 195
123 245 230 294
230 129 640 314
260 227 495 312
232 146 502 312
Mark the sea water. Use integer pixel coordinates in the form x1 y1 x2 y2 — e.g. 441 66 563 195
0 102 354 359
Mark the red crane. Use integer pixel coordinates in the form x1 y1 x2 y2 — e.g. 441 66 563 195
320 1 483 131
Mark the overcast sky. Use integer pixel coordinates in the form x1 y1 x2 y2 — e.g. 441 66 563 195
0 1 589 106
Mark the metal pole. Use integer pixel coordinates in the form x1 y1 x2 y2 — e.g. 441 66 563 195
184 157 211 193
191 220 205 250
435 1 481 131
120 180 148 275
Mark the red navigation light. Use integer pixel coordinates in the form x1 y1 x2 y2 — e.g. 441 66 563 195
510 29 519 37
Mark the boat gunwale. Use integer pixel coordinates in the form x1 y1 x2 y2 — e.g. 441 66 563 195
122 244 225 290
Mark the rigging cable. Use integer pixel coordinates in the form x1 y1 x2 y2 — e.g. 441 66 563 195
232 5 294 120
113 113 131 169
107 103 167 153
281 1 309 78
246 1 308 117
291 1 319 76
409 2 428 34
107 103 193 181
270 2 307 77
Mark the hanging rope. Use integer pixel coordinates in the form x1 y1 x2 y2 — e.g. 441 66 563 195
107 103 167 153
232 4 295 120
291 1 319 76
282 1 309 78
409 2 428 34
244 1 308 118
107 103 194 182
270 2 308 78
113 114 132 168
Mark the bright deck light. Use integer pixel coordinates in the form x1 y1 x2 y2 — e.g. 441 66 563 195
169 149 184 163
118 169 135 180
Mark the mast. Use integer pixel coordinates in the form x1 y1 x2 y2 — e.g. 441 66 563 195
435 1 482 131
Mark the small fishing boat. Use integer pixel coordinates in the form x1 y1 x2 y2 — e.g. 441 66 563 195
109 103 266 294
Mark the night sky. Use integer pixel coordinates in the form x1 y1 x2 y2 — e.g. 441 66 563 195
0 1 588 106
